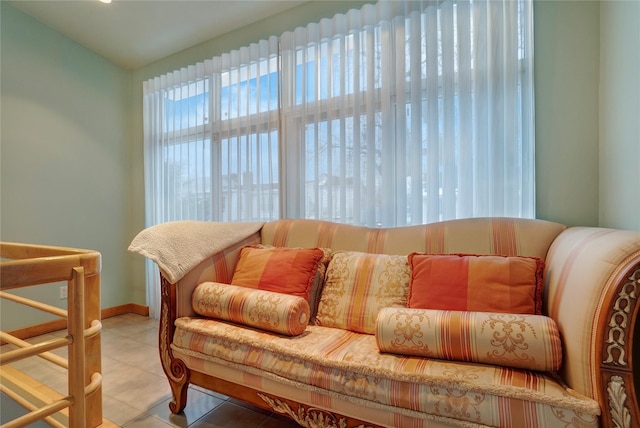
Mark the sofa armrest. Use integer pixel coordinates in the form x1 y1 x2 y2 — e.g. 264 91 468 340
545 227 640 428
164 232 262 318
158 231 261 413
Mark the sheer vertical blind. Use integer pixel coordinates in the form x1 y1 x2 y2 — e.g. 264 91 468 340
142 0 534 317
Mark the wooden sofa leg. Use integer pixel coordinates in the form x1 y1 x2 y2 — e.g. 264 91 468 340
159 275 191 414
166 358 190 414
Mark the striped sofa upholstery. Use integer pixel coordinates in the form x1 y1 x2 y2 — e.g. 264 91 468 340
140 217 640 428
260 217 564 258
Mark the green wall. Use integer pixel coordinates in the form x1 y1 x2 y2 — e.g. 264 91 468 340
0 2 132 329
599 0 640 230
534 0 639 230
1 1 638 329
534 0 601 227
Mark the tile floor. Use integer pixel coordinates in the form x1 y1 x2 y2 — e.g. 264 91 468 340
2 313 300 427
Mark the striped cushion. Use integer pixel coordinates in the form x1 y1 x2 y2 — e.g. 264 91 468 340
231 246 325 300
408 253 545 315
376 307 563 371
192 282 310 336
315 251 410 334
173 317 599 427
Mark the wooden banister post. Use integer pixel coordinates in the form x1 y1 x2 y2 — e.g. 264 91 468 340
83 271 102 427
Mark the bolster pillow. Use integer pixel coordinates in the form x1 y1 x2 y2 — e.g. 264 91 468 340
375 307 562 372
192 282 310 336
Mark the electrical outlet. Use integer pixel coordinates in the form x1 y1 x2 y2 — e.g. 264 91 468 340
59 285 68 300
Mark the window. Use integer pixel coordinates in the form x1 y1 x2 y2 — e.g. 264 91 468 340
213 53 281 221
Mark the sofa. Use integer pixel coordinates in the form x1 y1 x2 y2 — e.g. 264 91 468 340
129 217 640 428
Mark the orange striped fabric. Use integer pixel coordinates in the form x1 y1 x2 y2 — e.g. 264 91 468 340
498 370 541 426
261 219 378 253
408 253 545 314
423 222 446 254
270 218 295 247
173 317 598 427
209 234 262 284
492 218 518 255
317 221 339 248
192 282 310 336
547 229 615 319
375 308 563 371
315 251 410 334
231 246 325 300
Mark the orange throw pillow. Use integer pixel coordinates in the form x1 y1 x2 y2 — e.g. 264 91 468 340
408 253 545 315
231 246 325 301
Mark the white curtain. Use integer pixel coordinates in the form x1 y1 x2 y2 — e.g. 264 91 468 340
142 38 280 318
142 0 534 318
280 0 534 226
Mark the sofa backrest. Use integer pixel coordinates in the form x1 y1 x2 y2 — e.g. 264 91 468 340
261 217 567 259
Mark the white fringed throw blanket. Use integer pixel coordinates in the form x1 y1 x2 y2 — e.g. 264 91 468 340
128 221 265 283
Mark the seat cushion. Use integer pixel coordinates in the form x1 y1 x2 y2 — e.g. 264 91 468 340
173 317 600 427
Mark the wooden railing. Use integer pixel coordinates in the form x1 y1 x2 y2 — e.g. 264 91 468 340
0 242 104 428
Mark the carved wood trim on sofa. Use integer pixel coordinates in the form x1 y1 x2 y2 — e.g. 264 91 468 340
597 261 640 428
160 275 190 414
257 393 377 428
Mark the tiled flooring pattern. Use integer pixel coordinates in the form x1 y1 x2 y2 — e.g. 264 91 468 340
2 313 300 427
